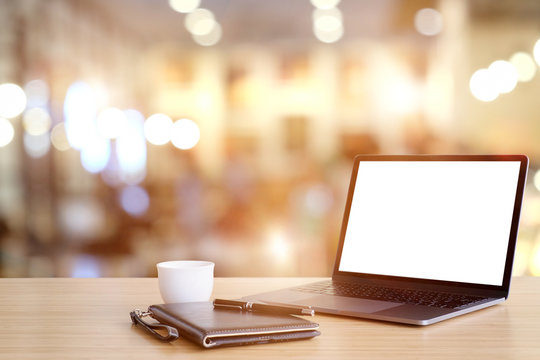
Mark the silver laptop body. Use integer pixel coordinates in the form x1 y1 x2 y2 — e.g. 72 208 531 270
244 155 528 325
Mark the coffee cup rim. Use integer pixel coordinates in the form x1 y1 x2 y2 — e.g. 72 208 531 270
157 260 214 269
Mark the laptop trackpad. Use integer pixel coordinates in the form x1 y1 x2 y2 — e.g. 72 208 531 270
307 295 401 314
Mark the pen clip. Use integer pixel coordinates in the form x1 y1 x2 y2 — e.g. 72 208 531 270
213 299 248 311
213 303 244 311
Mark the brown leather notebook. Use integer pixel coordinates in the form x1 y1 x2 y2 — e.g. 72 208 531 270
131 301 320 348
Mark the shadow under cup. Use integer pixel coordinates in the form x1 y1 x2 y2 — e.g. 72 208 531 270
157 261 215 303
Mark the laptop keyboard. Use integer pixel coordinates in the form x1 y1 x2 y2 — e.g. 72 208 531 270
295 281 489 309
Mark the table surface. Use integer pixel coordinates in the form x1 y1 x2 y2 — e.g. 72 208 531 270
0 277 539 359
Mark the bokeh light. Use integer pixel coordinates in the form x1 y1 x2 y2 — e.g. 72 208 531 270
185 8 216 35
171 118 201 150
71 255 101 278
533 170 540 192
313 7 342 32
101 147 122 187
116 109 146 184
414 8 443 36
24 79 49 108
144 113 173 145
0 83 27 118
268 229 291 263
96 107 127 139
64 81 98 150
23 132 51 158
310 0 341 10
0 118 15 147
59 198 106 239
469 68 498 102
313 8 344 43
533 38 540 66
80 135 111 173
192 22 222 46
22 107 52 136
509 52 536 82
50 123 71 151
169 0 200 13
119 185 150 217
488 60 518 94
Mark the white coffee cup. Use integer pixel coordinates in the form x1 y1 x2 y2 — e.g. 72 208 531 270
157 260 215 303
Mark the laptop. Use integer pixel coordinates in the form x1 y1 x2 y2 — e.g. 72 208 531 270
243 155 529 325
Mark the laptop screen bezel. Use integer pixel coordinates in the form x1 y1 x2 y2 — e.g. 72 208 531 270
332 154 529 294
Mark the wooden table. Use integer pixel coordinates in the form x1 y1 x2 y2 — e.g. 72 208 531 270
0 277 539 359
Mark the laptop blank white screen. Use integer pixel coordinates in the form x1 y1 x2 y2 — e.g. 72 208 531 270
338 161 521 286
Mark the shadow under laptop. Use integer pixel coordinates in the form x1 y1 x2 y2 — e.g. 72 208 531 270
315 300 508 330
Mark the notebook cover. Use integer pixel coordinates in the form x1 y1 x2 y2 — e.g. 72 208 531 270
149 302 320 348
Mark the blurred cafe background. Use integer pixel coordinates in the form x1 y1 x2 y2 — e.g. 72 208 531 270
1 0 540 277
